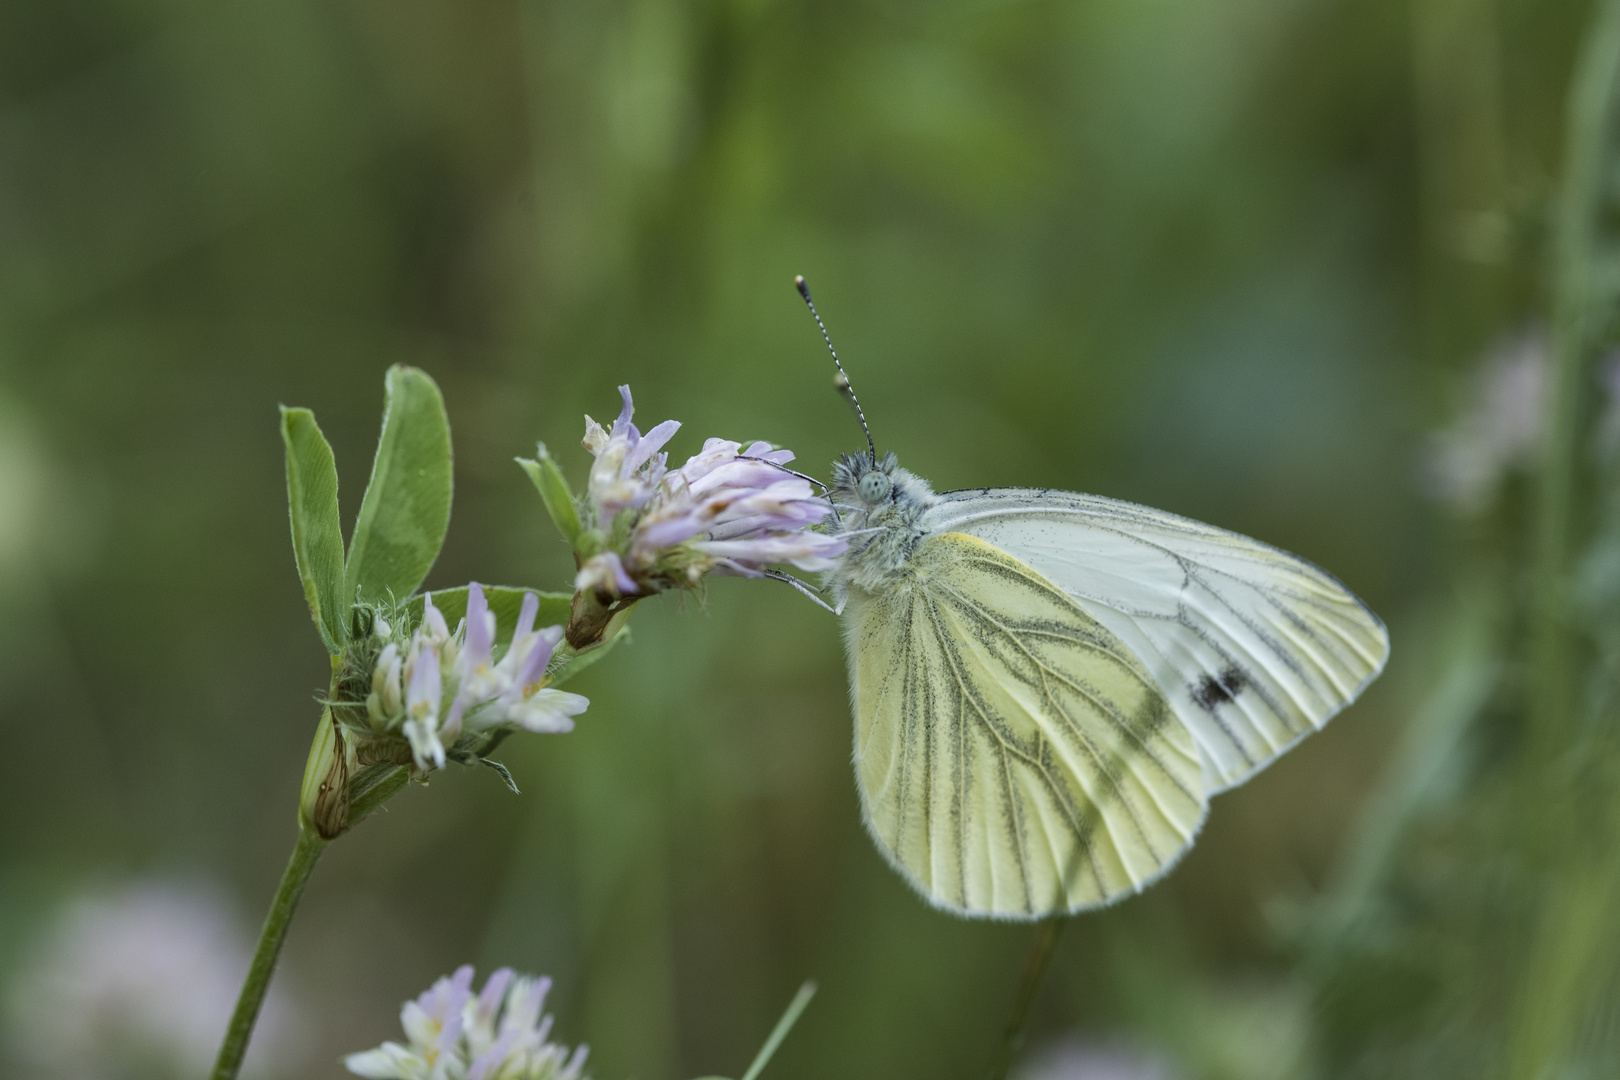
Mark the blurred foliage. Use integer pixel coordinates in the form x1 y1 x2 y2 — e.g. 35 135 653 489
0 0 1613 1078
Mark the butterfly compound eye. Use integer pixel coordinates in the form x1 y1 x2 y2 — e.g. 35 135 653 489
859 470 892 503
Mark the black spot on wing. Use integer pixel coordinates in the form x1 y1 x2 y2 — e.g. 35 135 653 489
1193 666 1246 711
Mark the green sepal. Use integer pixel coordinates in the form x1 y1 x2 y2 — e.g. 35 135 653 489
409 585 572 644
481 757 520 794
344 366 453 607
551 623 631 686
281 407 349 654
297 708 350 840
347 764 409 829
519 444 587 553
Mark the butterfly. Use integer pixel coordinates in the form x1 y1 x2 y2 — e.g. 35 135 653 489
795 278 1389 920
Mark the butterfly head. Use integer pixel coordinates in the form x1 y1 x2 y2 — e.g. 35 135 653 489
832 450 898 511
825 450 937 602
831 450 936 520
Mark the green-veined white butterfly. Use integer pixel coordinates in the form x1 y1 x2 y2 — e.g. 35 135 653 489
795 277 1389 921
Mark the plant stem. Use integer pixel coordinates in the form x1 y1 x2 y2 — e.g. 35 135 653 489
210 826 328 1080
988 918 1066 1080
1534 0 1620 756
740 981 818 1080
1505 5 1620 1076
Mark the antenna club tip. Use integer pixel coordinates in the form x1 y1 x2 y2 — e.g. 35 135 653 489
833 372 850 391
794 275 811 300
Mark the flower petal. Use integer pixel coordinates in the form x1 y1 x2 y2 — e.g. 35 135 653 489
500 975 552 1036
575 552 638 596
512 626 564 694
581 416 608 454
562 1043 591 1080
464 583 494 670
406 643 443 721
693 532 847 570
624 418 681 476
402 717 445 771
465 1030 521 1080
510 689 590 733
609 384 639 441
473 967 514 1030
513 591 539 644
344 1042 428 1079
636 511 709 549
422 595 451 641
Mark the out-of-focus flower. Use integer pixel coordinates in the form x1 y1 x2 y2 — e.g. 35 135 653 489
564 385 844 600
345 965 588 1080
1016 1036 1182 1080
3 880 306 1079
1422 330 1548 511
353 584 588 774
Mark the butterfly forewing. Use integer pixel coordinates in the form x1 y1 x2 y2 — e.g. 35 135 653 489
923 490 1390 792
846 531 1207 918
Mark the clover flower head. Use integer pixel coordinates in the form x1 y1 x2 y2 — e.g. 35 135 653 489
572 386 846 599
345 965 588 1080
357 584 588 774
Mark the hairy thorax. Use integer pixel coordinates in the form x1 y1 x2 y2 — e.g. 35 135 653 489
825 451 938 608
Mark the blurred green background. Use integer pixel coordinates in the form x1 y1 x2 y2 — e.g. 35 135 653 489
0 0 1604 1077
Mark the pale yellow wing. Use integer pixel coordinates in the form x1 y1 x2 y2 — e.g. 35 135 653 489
844 532 1208 919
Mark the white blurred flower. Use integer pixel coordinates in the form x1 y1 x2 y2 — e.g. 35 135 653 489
345 965 587 1080
1017 1036 1182 1080
3 879 306 1079
1422 330 1548 511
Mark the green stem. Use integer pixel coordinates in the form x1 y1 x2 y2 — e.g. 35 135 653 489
740 981 818 1080
210 827 328 1080
1503 6 1620 1077
1534 0 1620 756
988 918 1066 1080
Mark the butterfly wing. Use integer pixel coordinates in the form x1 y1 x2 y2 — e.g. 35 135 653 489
845 531 1207 919
923 489 1389 793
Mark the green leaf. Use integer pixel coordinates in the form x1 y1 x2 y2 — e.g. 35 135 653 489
519 444 585 552
411 586 572 643
281 406 348 653
344 366 453 606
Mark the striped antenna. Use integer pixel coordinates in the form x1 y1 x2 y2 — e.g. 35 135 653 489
795 275 876 466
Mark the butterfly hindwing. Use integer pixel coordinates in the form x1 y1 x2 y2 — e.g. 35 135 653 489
923 490 1390 792
845 531 1207 919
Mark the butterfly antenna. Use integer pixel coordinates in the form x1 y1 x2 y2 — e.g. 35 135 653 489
796 275 876 466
